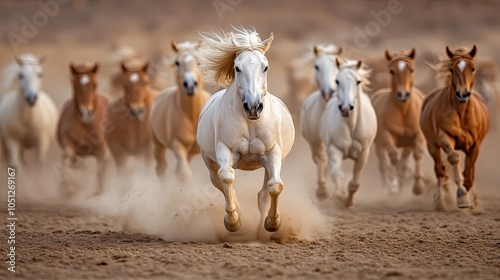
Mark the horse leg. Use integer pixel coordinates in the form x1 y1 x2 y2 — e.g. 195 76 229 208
172 140 192 184
427 143 449 211
310 141 328 199
61 146 77 196
95 147 111 196
412 140 425 195
383 134 400 193
375 144 394 194
257 170 270 236
4 138 21 169
262 145 284 232
152 136 167 177
397 147 413 179
437 130 469 208
35 135 50 165
463 144 479 208
326 144 344 197
345 148 370 208
0 136 10 164
215 142 241 232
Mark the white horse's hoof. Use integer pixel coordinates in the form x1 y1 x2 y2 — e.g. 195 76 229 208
224 214 241 232
264 216 281 232
316 187 329 200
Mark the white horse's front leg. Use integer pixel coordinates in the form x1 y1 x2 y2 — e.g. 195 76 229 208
309 142 328 199
345 148 370 208
4 138 21 169
216 142 241 232
262 145 283 232
172 139 192 183
35 135 51 165
326 144 344 196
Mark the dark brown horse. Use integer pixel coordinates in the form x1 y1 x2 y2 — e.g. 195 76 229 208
420 45 490 210
57 62 110 196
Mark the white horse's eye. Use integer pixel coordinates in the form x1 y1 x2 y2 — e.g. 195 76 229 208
264 66 269 72
356 80 361 85
314 65 319 71
235 66 241 73
175 61 180 66
18 73 24 79
37 72 44 78
335 80 339 85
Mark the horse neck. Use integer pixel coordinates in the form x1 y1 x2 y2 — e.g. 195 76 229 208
175 81 205 125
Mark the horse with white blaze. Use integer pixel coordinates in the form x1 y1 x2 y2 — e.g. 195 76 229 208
196 27 295 233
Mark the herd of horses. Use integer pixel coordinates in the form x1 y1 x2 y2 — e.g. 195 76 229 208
0 26 493 233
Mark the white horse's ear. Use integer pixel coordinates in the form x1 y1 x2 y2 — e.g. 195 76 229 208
336 47 343 56
446 46 454 59
38 55 47 64
15 57 24 66
171 41 179 52
469 45 477 58
408 48 416 60
384 50 392 62
336 57 342 68
355 60 362 70
262 32 274 53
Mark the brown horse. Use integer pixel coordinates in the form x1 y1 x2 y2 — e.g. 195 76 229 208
420 45 490 210
371 48 426 195
56 62 110 196
105 61 157 171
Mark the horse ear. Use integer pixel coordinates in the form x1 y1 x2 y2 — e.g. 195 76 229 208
384 50 392 62
142 61 149 73
336 57 342 68
121 62 128 72
469 45 477 58
446 46 454 59
91 63 99 74
262 32 274 53
313 45 319 56
15 57 24 66
336 47 343 56
69 62 78 75
171 41 179 52
38 55 47 64
408 48 416 60
355 60 362 70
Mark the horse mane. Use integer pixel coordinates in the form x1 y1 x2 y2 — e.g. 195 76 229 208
340 60 371 92
198 26 269 88
2 53 40 93
428 47 475 87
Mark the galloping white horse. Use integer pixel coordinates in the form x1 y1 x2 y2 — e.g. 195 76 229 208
196 27 295 232
300 44 343 199
320 59 377 207
0 54 58 168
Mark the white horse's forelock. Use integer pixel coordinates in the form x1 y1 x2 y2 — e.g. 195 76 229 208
198 26 269 87
2 54 41 93
339 61 371 92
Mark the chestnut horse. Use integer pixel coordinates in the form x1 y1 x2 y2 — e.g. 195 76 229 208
420 45 490 210
105 61 157 171
57 63 111 196
371 48 426 195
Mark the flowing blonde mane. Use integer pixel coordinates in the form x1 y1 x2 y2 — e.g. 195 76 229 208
198 26 269 87
340 60 371 92
429 47 475 86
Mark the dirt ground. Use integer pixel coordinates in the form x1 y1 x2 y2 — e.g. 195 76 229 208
0 0 499 279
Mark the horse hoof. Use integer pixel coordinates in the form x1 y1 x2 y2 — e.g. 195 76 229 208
412 179 424 195
224 215 241 232
457 194 472 209
316 188 329 200
264 216 281 232
344 198 354 208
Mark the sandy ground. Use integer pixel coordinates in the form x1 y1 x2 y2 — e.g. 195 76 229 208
0 0 500 279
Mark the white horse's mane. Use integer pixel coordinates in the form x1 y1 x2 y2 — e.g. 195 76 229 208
339 60 371 92
198 26 269 87
2 53 40 93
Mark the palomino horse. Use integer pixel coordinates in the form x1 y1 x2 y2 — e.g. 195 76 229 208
0 54 58 168
300 44 343 199
57 63 111 196
320 59 377 207
149 41 211 181
421 45 490 210
196 27 295 232
474 59 499 129
371 48 426 195
105 61 157 171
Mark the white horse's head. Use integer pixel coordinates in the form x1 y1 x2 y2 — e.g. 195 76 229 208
313 44 343 101
171 41 203 96
335 59 369 117
14 54 45 106
199 27 273 120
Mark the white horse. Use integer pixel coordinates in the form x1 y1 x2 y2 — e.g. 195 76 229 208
196 27 295 233
320 59 377 207
0 54 58 168
300 44 343 199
